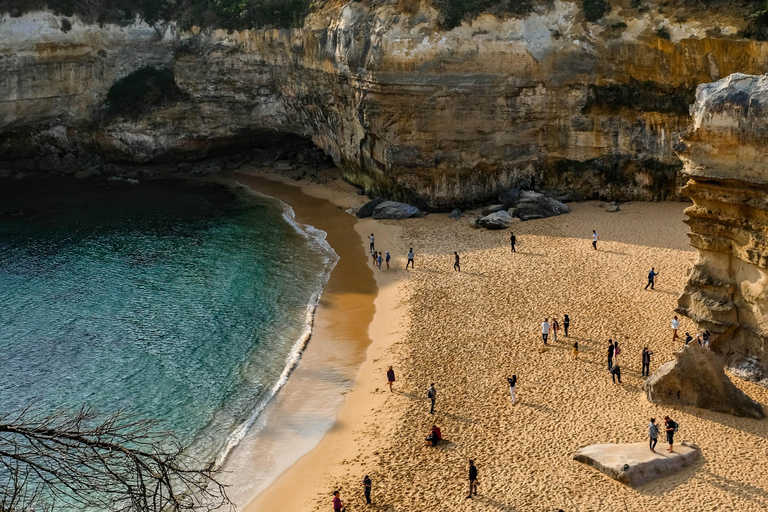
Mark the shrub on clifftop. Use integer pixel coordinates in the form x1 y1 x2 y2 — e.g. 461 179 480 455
435 0 534 30
583 0 611 21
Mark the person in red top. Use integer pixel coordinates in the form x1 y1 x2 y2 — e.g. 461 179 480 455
332 491 345 512
386 366 395 392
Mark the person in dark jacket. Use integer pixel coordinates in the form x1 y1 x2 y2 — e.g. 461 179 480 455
563 314 570 337
645 267 660 290
386 366 395 392
466 460 478 499
454 252 460 271
611 363 622 384
363 475 372 505
642 347 653 377
607 340 615 371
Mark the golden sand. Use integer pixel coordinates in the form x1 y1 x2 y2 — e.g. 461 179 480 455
242 169 768 512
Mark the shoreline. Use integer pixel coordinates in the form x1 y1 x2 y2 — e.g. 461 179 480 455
219 169 399 508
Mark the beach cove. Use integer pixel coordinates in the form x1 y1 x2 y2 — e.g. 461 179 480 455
238 168 768 512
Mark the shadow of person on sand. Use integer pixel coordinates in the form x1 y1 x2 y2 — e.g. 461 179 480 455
517 402 554 414
474 495 523 511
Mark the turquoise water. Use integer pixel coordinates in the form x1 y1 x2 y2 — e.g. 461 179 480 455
0 176 336 462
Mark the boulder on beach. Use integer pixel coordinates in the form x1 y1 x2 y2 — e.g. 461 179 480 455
644 343 765 419
481 204 506 216
449 208 463 219
498 187 521 208
573 442 699 487
356 198 384 218
513 191 570 221
478 210 514 229
372 201 420 220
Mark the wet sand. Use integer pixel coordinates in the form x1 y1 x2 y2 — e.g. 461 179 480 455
219 172 378 506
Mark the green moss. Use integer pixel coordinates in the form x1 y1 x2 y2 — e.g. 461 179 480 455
582 79 695 115
437 0 534 30
0 0 312 30
105 67 188 120
583 0 611 22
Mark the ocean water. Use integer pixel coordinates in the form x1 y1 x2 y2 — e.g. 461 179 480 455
0 176 337 464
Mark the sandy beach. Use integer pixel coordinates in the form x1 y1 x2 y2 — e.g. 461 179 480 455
239 168 768 512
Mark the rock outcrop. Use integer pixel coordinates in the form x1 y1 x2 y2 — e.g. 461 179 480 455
371 201 419 220
676 73 768 384
574 442 699 487
644 343 764 419
2 5 767 208
478 210 515 230
512 191 571 221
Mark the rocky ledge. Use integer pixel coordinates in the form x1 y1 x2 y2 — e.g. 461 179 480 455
676 73 768 385
574 442 699 487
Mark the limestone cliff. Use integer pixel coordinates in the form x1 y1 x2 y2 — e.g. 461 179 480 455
676 73 768 385
1 3 767 208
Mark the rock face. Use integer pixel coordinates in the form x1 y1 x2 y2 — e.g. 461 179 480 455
513 191 570 221
644 343 764 419
676 74 768 384
1 7 767 207
371 201 419 220
356 198 383 218
478 210 515 230
573 442 699 487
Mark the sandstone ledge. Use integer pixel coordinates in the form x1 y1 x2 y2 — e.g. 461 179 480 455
574 442 699 487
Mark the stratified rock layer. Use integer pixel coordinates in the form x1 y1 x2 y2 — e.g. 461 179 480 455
2 6 768 207
573 442 699 487
644 343 764 419
676 73 768 384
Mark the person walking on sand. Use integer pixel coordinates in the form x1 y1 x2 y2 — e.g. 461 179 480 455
649 418 660 453
406 248 415 270
551 317 560 343
671 316 680 342
454 252 460 271
386 366 395 392
371 251 377 267
363 475 372 505
665 415 677 452
613 340 621 364
610 363 622 384
510 231 517 253
507 375 517 404
572 341 579 359
368 233 375 253
332 491 345 512
607 340 615 371
541 318 551 345
466 460 478 499
563 314 570 337
428 383 437 414
592 230 598 250
377 252 383 271
642 347 653 377
645 267 660 290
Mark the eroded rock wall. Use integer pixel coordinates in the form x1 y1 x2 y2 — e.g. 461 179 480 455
2 4 768 207
676 73 768 384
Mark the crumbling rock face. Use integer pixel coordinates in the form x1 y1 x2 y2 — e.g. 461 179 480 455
2 7 768 208
644 343 764 419
676 73 768 384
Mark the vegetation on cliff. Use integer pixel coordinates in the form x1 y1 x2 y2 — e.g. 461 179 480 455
435 0 534 29
0 0 311 29
105 67 188 119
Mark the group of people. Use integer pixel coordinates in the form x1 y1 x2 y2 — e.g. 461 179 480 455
540 315 570 344
648 415 679 453
606 340 655 383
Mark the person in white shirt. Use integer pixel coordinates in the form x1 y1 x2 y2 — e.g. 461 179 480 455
406 248 415 270
368 233 375 253
671 316 680 342
592 230 598 250
541 318 551 345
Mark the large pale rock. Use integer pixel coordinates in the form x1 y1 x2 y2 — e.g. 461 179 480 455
573 442 699 487
371 201 419 220
513 191 570 221
644 343 764 419
478 210 514 230
676 74 768 383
